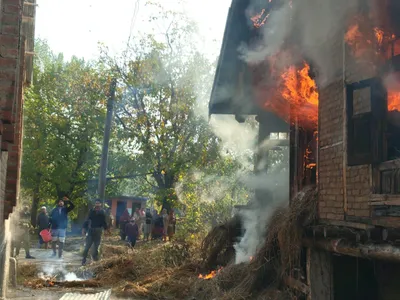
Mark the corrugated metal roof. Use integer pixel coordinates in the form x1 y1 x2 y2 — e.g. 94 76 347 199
59 289 111 300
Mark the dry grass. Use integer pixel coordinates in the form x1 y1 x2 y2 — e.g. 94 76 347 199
18 264 38 285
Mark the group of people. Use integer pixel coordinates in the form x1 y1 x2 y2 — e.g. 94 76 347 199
12 197 177 266
12 196 75 259
119 207 176 246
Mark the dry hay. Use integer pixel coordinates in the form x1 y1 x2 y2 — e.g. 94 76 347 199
114 262 201 299
100 244 128 257
18 264 38 281
197 186 317 299
90 256 140 285
201 215 243 268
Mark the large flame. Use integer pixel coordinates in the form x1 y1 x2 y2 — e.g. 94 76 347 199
277 62 318 128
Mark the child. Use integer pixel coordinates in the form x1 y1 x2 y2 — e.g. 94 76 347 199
125 218 139 248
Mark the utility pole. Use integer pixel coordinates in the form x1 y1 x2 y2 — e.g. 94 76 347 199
99 78 117 205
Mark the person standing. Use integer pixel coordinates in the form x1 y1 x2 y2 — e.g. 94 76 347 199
133 208 143 240
162 208 169 242
167 209 176 241
81 199 109 266
143 208 153 241
37 206 50 249
50 196 75 258
12 206 35 259
125 218 139 248
119 208 130 241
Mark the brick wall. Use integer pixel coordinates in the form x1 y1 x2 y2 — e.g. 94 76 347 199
0 0 28 224
317 0 380 222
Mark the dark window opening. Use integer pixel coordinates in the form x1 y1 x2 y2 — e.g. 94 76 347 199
346 78 386 166
333 255 378 300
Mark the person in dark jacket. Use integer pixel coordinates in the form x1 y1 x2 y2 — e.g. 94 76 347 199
125 218 139 248
50 196 74 258
119 209 130 241
81 199 109 265
37 206 50 249
143 208 153 241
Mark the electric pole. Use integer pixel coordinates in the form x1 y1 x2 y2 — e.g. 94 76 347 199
99 78 117 205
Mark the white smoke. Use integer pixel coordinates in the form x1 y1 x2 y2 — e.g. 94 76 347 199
242 0 359 86
39 264 84 282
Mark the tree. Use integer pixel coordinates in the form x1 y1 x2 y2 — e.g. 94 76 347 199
102 9 223 210
22 39 111 224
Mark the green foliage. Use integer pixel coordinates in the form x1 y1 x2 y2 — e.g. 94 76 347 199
22 39 110 216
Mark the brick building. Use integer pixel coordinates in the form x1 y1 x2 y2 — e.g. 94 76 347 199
210 0 400 298
0 0 36 296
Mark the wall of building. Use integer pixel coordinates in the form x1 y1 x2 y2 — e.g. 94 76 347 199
0 0 35 296
317 1 381 223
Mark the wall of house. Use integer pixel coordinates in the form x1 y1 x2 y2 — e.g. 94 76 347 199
0 0 35 296
318 1 380 223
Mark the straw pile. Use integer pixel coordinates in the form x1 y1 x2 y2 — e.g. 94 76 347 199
196 186 317 299
200 214 243 268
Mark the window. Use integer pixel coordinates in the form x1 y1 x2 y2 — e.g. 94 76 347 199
346 78 386 166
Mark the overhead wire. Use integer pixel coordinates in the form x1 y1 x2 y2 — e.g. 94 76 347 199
127 0 140 46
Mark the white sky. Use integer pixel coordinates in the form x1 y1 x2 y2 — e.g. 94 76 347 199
35 0 231 60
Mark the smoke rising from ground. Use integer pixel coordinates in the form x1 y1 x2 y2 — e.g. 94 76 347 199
39 264 85 282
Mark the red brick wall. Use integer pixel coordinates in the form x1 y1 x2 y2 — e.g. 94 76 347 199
0 0 26 223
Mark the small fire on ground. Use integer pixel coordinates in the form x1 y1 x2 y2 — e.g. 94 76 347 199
198 267 223 280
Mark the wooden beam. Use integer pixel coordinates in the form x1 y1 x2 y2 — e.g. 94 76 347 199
370 194 400 206
306 248 311 300
303 238 400 262
378 158 400 171
318 219 374 230
24 2 38 6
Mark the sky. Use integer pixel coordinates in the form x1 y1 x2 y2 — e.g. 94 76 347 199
35 0 231 60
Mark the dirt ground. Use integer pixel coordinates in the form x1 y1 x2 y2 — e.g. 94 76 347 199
8 231 143 299
8 230 193 299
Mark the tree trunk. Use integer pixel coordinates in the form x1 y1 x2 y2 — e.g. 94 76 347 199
30 184 40 227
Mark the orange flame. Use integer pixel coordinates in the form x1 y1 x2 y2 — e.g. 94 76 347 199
388 90 400 112
198 268 223 280
374 27 384 47
279 62 318 127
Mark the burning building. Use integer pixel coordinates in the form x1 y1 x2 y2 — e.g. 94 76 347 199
210 0 400 298
0 0 36 296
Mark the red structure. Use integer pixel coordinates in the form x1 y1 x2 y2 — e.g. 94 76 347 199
108 196 147 226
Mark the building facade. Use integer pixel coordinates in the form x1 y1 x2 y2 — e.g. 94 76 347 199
0 0 36 296
210 0 400 298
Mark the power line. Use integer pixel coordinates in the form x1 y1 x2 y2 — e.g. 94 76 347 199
127 0 140 45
